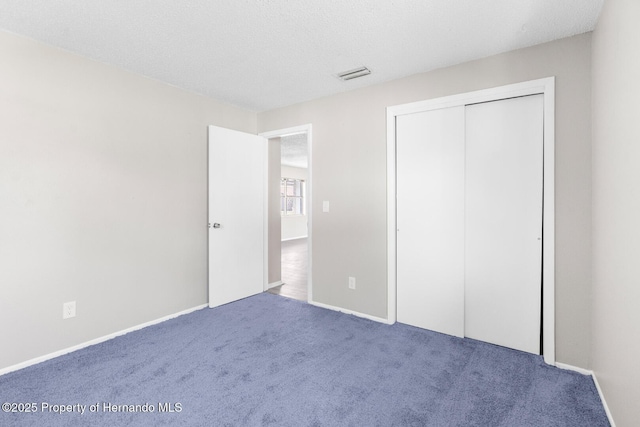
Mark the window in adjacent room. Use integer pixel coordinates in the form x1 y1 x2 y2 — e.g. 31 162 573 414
281 178 305 215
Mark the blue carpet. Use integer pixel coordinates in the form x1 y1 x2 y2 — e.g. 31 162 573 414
0 293 609 426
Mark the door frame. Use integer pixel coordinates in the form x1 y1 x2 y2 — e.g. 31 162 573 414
386 77 556 365
259 124 313 302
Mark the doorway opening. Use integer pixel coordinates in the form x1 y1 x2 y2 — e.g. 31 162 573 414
260 125 312 303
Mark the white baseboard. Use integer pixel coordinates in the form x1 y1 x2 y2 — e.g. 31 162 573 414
309 300 393 325
555 363 616 427
281 236 307 242
591 371 616 427
555 362 592 376
0 303 208 377
267 280 284 289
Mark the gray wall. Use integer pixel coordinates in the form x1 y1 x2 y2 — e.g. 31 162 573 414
258 33 593 368
0 30 256 370
591 0 640 425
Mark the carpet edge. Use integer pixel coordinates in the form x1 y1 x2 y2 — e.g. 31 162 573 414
308 299 393 325
591 370 617 427
556 362 616 426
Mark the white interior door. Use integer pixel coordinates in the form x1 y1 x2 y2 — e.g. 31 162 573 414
396 106 465 337
208 125 265 308
464 95 544 354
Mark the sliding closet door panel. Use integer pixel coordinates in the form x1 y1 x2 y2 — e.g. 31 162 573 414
464 95 543 354
397 106 465 337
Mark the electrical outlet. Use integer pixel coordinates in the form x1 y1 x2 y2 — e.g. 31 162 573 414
63 301 76 319
348 277 356 290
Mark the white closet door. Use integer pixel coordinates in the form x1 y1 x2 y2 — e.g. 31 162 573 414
464 95 544 354
397 106 465 337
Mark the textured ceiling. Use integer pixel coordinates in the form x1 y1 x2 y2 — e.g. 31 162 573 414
281 134 308 169
0 0 604 112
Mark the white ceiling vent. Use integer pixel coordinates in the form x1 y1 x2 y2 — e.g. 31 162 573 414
336 66 371 81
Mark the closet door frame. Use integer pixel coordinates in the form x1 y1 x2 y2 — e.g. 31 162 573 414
386 77 556 365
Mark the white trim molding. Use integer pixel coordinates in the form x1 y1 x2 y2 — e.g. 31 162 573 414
591 372 617 427
267 280 284 289
309 301 394 325
282 235 308 242
0 304 208 377
555 363 616 427
555 362 592 376
263 138 270 292
387 77 556 365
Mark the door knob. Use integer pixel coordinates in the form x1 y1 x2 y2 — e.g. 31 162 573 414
212 223 221 228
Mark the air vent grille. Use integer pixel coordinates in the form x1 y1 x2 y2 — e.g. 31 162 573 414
336 66 371 81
